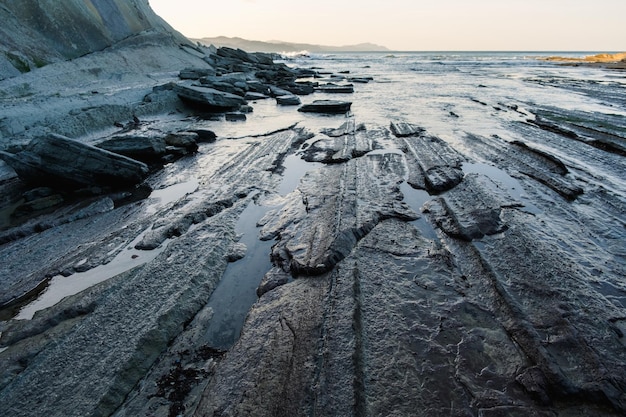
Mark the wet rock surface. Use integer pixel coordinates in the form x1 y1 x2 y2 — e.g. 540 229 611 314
299 99 353 114
1 41 625 417
0 134 149 188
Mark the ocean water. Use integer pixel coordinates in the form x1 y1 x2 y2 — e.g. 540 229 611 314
211 51 625 149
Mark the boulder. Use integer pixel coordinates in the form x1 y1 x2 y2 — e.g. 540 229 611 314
295 68 317 78
267 85 293 97
174 82 247 110
245 92 269 101
97 135 167 163
276 95 301 106
246 81 271 94
298 100 352 114
165 132 199 152
0 134 149 188
283 81 316 95
189 129 217 143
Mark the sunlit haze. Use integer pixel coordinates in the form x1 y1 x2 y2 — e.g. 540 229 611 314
149 0 625 51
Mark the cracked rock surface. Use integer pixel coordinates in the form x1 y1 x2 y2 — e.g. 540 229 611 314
1 45 625 417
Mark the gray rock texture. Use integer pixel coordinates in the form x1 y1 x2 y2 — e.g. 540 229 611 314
0 0 186 80
0 4 625 416
0 134 149 188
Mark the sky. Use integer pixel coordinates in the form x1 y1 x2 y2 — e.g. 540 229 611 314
149 0 625 51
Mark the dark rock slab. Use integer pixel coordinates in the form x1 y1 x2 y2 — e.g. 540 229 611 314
285 81 316 95
400 133 464 192
511 140 568 175
189 129 217 143
348 76 374 83
196 216 547 416
462 133 583 201
276 95 301 106
267 85 292 97
321 121 367 137
301 126 378 164
97 134 167 163
315 83 354 93
298 100 352 114
0 134 149 188
174 82 247 110
225 113 247 122
0 214 237 417
510 140 583 200
216 47 271 65
198 79 246 97
425 173 513 240
244 91 269 101
165 132 199 153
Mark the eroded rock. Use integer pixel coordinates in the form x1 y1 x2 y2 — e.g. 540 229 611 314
299 100 352 114
261 151 418 276
0 134 148 188
174 82 247 110
399 133 464 192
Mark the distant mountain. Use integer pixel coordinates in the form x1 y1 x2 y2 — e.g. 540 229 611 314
193 36 389 53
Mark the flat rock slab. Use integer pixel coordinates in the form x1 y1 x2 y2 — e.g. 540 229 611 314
315 83 354 93
400 133 465 192
426 173 513 240
0 134 149 188
175 82 247 110
298 100 352 114
260 151 418 276
97 134 167 163
301 127 377 164
276 95 301 105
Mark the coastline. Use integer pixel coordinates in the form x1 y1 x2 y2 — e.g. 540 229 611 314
541 51 626 70
0 45 625 417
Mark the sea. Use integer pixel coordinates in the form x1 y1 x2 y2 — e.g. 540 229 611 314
212 50 626 148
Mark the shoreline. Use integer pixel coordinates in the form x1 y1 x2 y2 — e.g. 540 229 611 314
1 46 626 417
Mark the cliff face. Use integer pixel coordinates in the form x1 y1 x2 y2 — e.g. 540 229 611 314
0 0 187 79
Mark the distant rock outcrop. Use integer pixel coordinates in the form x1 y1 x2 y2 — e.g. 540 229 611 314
0 0 188 80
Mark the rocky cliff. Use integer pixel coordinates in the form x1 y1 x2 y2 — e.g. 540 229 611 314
0 0 213 146
0 0 187 80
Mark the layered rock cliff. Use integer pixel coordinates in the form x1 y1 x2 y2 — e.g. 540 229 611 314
0 0 187 80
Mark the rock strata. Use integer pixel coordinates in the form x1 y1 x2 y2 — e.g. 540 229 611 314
0 134 148 188
175 82 247 110
276 95 301 105
97 134 167 163
299 100 352 114
398 132 464 192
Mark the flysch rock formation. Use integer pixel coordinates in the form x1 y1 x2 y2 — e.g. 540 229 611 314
0 0 188 80
0 2 625 417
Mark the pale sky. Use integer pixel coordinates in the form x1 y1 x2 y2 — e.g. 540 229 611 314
149 0 625 51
